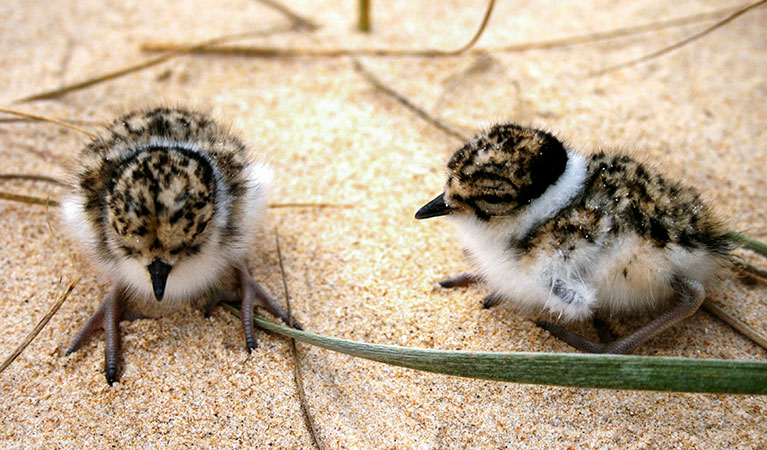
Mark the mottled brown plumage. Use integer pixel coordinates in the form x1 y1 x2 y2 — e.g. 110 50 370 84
517 151 730 256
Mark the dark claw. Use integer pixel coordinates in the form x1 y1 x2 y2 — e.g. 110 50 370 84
120 311 149 321
438 279 458 288
245 327 259 352
106 368 117 385
438 273 481 289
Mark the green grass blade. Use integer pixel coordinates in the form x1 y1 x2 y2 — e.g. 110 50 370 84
727 230 767 257
224 306 767 394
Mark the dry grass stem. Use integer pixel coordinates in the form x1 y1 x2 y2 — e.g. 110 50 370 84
0 191 60 207
0 118 102 126
0 108 96 138
444 0 495 55
491 4 744 53
591 0 766 76
703 300 767 351
352 58 468 141
733 259 767 282
358 0 371 33
0 193 351 210
13 27 293 103
140 4 737 58
274 229 325 450
256 0 318 31
0 277 80 376
0 174 64 185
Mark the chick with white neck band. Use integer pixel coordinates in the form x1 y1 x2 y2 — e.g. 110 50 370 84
416 124 731 354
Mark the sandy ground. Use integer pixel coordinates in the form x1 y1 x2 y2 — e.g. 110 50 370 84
0 1 765 448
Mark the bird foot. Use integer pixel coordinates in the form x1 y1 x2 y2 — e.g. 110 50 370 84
231 265 302 352
65 286 126 384
536 277 706 354
535 320 628 354
438 272 481 288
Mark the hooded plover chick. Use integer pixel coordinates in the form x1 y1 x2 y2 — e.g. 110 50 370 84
62 107 299 384
416 124 732 354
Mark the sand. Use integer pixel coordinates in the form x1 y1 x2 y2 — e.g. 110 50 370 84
0 1 765 448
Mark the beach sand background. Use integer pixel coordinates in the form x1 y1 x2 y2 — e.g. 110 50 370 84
0 1 765 448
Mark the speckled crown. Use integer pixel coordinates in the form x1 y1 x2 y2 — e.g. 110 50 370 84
68 107 261 270
105 146 217 261
444 124 568 220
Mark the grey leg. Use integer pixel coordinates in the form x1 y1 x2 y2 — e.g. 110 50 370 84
537 276 706 354
535 321 607 353
239 269 258 352
65 286 125 385
65 305 106 356
236 264 302 352
604 277 705 354
103 288 122 385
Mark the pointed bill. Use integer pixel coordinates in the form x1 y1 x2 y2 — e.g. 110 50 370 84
147 259 172 301
415 193 453 220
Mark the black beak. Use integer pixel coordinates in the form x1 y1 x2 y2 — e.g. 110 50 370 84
147 259 172 301
415 192 452 220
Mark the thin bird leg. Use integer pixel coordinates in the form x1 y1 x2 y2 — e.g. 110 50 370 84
241 268 303 330
537 276 706 354
103 287 123 385
65 303 106 356
605 277 705 354
239 270 259 352
236 264 303 352
65 286 125 384
534 321 607 353
439 272 482 288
